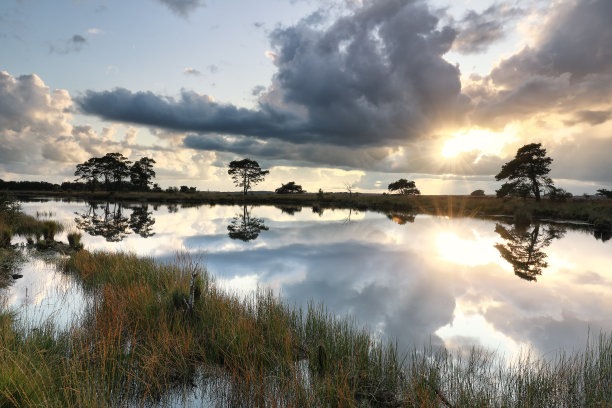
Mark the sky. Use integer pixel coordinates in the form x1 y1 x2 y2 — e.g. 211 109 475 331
1 0 611 194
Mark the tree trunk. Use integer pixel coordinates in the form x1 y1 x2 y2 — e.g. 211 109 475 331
533 178 541 201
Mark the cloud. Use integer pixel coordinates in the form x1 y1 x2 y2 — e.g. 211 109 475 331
154 0 205 18
87 28 104 35
452 3 524 54
78 0 469 149
469 0 612 128
0 70 205 184
183 67 201 76
0 71 78 165
50 34 88 54
251 85 266 96
563 110 612 126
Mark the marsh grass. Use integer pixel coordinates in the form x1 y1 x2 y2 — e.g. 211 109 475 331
1 249 611 407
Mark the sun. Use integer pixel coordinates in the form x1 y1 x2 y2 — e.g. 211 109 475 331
441 128 514 160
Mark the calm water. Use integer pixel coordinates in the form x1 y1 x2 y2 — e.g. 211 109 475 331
5 198 612 360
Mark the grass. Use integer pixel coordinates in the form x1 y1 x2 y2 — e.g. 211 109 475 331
0 248 611 407
1 197 611 406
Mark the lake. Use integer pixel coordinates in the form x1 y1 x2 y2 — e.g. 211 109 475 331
5 198 612 362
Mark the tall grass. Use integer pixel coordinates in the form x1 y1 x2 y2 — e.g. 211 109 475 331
1 249 611 406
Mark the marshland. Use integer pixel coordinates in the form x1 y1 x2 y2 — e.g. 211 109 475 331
1 194 611 407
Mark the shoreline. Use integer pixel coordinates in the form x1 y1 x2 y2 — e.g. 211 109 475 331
9 190 612 231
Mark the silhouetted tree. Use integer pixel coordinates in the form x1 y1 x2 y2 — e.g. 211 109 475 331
388 179 420 195
275 181 305 194
228 158 269 195
494 222 566 281
74 158 101 190
74 153 135 191
227 205 268 241
596 189 612 198
130 157 156 191
495 143 553 201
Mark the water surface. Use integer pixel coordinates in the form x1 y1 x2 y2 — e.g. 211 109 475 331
7 199 612 361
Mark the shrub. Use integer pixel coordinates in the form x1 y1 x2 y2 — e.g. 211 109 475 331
470 189 485 196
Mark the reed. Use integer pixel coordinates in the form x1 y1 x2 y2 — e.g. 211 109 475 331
1 248 611 407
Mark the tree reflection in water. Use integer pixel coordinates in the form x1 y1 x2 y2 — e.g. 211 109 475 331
75 202 155 242
227 205 268 242
129 204 155 238
386 211 416 225
494 222 566 281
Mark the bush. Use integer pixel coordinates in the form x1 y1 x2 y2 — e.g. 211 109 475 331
275 181 305 194
548 187 573 202
470 189 485 197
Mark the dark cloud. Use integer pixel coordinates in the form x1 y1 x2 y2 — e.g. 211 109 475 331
470 0 612 127
563 110 612 126
251 85 266 97
154 0 205 18
50 34 88 54
453 3 524 54
550 137 612 183
76 87 307 141
78 0 468 149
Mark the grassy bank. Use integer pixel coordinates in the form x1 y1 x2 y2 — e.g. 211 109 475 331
1 249 611 407
11 190 612 231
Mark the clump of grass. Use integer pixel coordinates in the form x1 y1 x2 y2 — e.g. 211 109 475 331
67 232 84 251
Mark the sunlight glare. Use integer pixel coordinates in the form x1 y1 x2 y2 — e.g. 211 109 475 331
436 230 508 269
441 128 513 159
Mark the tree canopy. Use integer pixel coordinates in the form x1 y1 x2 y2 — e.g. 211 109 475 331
275 181 305 194
74 153 156 191
596 189 612 198
495 143 553 201
388 179 420 195
227 158 269 195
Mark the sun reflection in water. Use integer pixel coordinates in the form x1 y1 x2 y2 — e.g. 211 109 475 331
436 230 509 270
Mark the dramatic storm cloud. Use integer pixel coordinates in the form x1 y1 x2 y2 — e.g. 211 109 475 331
468 0 612 128
77 0 468 149
452 3 524 54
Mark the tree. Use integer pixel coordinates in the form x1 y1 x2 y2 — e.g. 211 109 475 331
74 158 100 191
495 143 553 201
470 189 485 197
388 179 420 195
596 189 612 198
74 153 133 191
130 157 156 191
275 181 305 194
101 153 131 188
227 158 269 195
